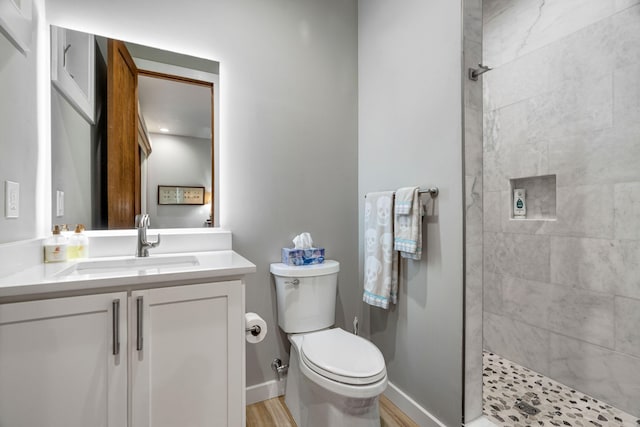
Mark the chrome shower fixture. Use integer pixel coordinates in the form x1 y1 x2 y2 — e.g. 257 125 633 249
468 63 492 81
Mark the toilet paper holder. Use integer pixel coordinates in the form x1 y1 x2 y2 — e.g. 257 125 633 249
246 325 262 336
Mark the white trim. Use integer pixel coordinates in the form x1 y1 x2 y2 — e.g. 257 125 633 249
383 381 447 427
0 0 32 54
245 378 456 427
245 378 286 406
50 26 96 124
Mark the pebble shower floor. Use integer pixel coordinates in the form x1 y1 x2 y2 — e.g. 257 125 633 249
483 351 640 427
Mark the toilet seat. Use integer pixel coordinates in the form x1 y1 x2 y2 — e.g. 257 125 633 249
289 330 388 399
300 328 386 385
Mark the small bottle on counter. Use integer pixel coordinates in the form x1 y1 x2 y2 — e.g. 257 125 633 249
44 225 68 263
68 224 89 259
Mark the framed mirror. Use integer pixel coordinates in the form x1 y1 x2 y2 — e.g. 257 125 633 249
50 26 219 230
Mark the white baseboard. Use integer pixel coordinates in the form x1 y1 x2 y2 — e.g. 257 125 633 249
246 378 287 405
383 382 447 427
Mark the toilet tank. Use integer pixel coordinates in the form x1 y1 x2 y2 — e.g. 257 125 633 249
270 260 340 334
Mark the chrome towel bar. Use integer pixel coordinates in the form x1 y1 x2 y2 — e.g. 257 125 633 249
418 187 439 197
364 187 439 198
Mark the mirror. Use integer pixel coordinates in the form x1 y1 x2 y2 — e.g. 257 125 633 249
50 25 219 230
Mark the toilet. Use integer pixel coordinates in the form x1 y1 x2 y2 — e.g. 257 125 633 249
270 260 387 427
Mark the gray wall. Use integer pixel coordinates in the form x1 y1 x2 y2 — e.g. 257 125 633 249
51 34 108 231
482 0 640 416
358 1 464 426
463 0 483 422
147 133 211 228
0 6 42 243
50 88 93 229
47 0 359 389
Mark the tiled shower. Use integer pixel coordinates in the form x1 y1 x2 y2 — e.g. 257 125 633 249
477 0 640 423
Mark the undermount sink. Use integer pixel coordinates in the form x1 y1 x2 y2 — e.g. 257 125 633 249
57 255 200 277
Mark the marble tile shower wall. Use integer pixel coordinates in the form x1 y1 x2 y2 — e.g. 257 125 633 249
482 0 640 417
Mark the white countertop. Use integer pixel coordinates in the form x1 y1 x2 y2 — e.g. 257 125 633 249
0 250 256 300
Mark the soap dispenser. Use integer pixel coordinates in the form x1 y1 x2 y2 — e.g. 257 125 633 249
68 224 89 259
44 225 68 263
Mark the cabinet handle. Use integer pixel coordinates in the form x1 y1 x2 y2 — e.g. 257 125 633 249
112 299 120 356
136 296 143 351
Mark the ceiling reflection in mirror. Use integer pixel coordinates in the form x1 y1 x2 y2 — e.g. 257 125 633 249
50 26 219 230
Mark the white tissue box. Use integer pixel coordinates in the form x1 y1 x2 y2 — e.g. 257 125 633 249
281 248 325 266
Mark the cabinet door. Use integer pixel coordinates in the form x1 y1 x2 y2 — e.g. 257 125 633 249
0 292 128 427
131 281 245 427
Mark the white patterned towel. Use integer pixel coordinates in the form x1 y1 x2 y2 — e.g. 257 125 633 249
394 186 415 215
363 191 398 309
394 186 423 260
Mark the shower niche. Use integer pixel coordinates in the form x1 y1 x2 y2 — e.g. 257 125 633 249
509 175 556 220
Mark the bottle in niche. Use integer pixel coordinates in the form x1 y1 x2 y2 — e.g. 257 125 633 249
513 189 526 217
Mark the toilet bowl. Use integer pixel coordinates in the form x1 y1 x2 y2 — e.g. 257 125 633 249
285 329 388 427
271 261 388 427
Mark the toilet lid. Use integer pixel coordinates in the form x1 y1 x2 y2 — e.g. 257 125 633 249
301 328 386 385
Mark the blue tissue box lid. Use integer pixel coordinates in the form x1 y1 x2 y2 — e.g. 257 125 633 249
281 247 325 265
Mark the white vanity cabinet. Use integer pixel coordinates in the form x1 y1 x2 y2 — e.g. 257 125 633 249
0 292 128 427
130 280 245 427
0 280 246 427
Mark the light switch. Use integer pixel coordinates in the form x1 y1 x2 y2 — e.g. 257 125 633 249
56 190 64 217
5 181 19 218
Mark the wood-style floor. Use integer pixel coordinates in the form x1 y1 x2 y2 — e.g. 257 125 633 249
246 395 419 427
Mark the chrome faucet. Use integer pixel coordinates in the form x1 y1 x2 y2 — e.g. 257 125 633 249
135 214 160 257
